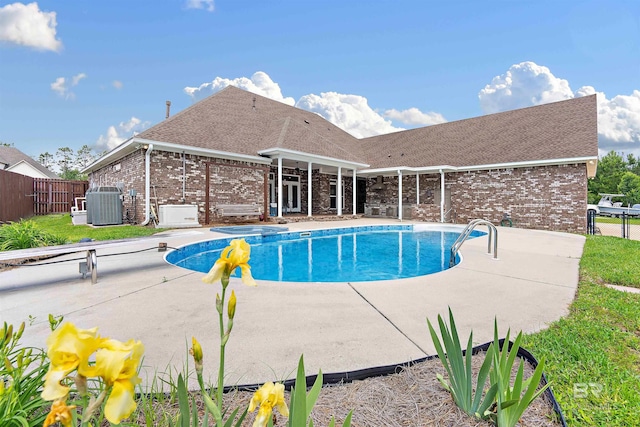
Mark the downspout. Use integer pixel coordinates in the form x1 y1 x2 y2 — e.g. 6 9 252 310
140 144 154 225
439 169 445 223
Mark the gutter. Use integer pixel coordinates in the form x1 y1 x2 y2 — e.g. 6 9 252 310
140 144 154 226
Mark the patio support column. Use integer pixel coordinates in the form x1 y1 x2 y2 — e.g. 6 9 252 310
337 167 342 216
352 169 356 215
277 157 283 218
307 161 312 217
398 169 403 221
416 173 420 204
439 169 445 222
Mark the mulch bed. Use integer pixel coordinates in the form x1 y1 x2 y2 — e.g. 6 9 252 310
144 353 561 426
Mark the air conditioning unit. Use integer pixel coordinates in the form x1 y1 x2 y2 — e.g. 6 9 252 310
87 187 122 226
157 205 201 228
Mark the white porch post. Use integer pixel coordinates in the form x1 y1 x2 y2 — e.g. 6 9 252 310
307 161 312 217
277 157 283 218
416 173 420 204
337 167 342 216
352 169 356 215
440 169 445 223
398 169 403 221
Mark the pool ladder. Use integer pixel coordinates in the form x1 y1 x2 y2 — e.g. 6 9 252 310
449 219 498 267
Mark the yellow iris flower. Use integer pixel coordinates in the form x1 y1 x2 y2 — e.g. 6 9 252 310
228 290 237 320
249 382 289 427
202 238 257 287
43 398 76 427
42 323 102 401
84 338 144 424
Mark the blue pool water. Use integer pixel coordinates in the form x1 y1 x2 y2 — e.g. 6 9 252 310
166 226 485 282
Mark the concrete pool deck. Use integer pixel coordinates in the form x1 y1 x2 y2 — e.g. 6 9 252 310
0 219 584 390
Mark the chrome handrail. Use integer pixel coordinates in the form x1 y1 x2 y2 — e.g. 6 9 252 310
449 219 498 267
443 207 456 223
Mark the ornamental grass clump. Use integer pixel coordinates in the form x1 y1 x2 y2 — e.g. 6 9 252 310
428 307 550 426
427 307 497 420
487 321 550 427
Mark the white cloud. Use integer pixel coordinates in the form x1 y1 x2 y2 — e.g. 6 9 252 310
0 2 62 51
185 0 214 12
71 72 86 86
50 72 87 99
184 71 449 138
184 71 295 106
479 62 573 114
479 61 640 155
96 117 150 150
112 80 123 89
50 77 67 97
383 108 447 126
297 92 402 138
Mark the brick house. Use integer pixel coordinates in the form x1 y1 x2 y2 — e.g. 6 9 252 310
83 87 598 232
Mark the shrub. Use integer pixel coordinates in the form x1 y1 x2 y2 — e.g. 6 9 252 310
0 220 68 251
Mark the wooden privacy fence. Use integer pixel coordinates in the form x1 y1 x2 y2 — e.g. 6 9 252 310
0 169 34 223
33 178 89 215
0 170 89 222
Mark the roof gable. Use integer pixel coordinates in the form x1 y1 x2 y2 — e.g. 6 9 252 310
362 95 598 169
137 86 366 163
0 146 58 178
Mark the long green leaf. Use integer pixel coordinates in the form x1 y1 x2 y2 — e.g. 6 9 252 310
290 355 308 427
342 410 353 427
306 370 323 420
176 374 190 427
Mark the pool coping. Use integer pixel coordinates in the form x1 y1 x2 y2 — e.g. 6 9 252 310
0 218 584 391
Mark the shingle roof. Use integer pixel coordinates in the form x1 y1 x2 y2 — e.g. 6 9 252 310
0 146 58 178
362 94 598 169
137 86 367 163
136 87 598 170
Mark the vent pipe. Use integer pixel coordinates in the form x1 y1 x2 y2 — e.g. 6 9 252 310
165 100 171 119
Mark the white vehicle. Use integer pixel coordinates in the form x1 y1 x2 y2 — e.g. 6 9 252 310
593 193 640 217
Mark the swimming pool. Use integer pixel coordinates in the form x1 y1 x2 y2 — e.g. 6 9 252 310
166 225 485 282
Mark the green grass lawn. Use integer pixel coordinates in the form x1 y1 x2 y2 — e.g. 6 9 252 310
524 236 640 426
28 213 166 243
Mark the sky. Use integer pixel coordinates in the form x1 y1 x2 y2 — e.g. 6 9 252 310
1 0 639 162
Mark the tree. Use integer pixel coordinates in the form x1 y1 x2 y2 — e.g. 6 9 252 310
38 152 54 169
76 144 96 169
55 147 75 177
38 145 102 180
617 172 640 205
587 151 628 203
627 154 640 176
